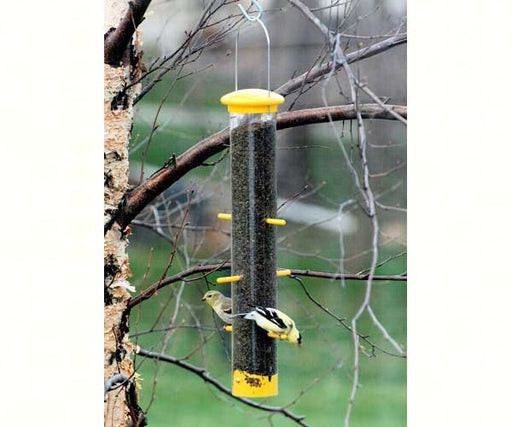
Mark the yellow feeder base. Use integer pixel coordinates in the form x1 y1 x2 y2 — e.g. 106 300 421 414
232 370 278 397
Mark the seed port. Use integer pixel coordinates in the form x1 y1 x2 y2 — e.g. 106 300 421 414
276 269 292 277
217 213 232 220
216 275 242 284
265 218 287 226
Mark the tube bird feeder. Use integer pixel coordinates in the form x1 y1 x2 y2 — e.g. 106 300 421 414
220 89 285 397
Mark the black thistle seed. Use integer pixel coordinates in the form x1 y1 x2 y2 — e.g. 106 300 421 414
230 119 278 376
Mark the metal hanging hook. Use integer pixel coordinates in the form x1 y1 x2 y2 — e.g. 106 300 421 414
237 0 263 22
235 1 271 95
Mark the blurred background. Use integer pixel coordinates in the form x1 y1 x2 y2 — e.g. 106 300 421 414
128 0 406 425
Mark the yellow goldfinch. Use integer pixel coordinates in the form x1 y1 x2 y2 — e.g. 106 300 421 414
201 290 232 324
236 306 302 348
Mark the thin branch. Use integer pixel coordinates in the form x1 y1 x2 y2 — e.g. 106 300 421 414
287 6 403 126
282 361 343 409
132 219 232 238
127 262 406 310
290 268 406 282
277 104 406 129
290 275 405 358
132 324 220 338
134 0 241 104
356 250 407 276
375 201 407 213
277 185 311 211
332 34 378 427
104 0 152 66
127 263 230 310
287 0 332 43
356 82 407 125
325 33 405 426
336 32 407 40
136 348 308 426
112 104 406 231
275 33 406 96
139 66 184 184
369 161 406 178
288 46 329 111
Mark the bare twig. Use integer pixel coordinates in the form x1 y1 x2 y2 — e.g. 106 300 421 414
333 34 378 427
369 161 406 178
356 82 407 125
336 32 407 40
136 348 309 426
277 185 310 211
127 262 406 310
275 33 406 96
127 262 230 310
155 198 190 294
139 66 184 184
278 104 406 129
132 219 232 239
324 34 405 426
290 275 405 358
134 0 241 104
375 201 407 213
282 361 343 409
290 268 406 282
356 251 407 275
132 324 220 338
287 0 332 43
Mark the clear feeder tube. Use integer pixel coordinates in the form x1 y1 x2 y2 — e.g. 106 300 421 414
230 112 278 397
220 88 284 397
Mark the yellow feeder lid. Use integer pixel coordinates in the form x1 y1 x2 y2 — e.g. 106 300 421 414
221 88 285 113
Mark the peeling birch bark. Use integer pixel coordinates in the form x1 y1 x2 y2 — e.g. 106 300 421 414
104 1 145 425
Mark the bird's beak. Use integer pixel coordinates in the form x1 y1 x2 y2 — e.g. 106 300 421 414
201 296 206 301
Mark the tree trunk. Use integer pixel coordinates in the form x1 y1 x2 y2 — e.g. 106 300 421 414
104 1 145 425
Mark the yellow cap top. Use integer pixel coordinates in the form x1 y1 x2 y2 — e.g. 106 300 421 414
220 88 285 113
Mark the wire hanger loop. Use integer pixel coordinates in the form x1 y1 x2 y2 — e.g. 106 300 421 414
235 1 270 95
237 0 263 22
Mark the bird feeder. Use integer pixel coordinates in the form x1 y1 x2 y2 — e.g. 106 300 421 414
220 88 285 397
216 0 290 397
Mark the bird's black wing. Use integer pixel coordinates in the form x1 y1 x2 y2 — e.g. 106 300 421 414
254 306 287 329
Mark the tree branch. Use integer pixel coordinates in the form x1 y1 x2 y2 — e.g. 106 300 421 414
127 263 230 310
275 33 406 96
290 268 406 282
127 262 406 310
114 104 407 230
277 104 406 129
287 0 332 43
136 348 308 426
104 0 152 66
290 275 406 359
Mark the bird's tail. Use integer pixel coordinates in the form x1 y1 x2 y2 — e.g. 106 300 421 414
230 312 250 318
